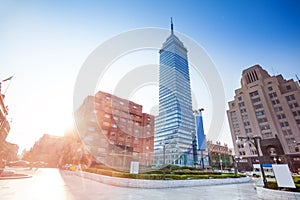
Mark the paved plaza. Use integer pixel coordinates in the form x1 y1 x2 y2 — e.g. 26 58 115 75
0 168 258 200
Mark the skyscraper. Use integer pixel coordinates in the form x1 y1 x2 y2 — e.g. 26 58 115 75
227 65 300 172
154 19 195 165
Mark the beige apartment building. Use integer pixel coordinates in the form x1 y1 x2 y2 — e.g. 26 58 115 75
227 65 300 172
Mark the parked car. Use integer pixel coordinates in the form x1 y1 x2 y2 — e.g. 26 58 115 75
7 160 30 167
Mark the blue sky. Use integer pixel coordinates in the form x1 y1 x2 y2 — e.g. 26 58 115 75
1 0 300 152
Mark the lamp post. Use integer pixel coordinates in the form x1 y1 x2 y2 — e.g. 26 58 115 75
219 153 223 171
236 136 268 188
273 157 281 164
232 156 238 176
159 141 169 180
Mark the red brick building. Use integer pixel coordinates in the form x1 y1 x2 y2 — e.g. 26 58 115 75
74 91 154 171
1 87 18 165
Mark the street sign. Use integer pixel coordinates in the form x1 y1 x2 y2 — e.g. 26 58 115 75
272 164 296 188
130 161 139 174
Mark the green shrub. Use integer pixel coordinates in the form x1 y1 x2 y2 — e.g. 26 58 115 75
267 181 278 189
83 167 247 180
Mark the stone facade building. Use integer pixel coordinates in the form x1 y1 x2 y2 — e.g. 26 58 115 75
227 65 300 172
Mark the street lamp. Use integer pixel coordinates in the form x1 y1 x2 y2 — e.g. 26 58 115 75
233 156 243 175
218 153 223 171
273 157 281 164
159 141 169 180
236 136 268 188
232 156 238 176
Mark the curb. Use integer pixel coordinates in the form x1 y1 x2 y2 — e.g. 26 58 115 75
256 186 300 200
61 170 252 189
0 174 32 180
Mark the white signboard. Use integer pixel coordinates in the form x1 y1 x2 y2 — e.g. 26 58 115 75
130 161 139 174
272 164 295 188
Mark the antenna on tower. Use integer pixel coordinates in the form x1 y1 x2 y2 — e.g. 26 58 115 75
171 17 174 35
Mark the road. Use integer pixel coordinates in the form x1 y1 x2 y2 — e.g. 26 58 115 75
0 168 258 200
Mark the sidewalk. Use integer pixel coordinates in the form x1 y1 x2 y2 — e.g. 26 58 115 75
0 174 32 180
0 168 32 180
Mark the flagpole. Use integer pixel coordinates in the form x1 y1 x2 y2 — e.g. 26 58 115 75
2 74 15 95
3 80 12 95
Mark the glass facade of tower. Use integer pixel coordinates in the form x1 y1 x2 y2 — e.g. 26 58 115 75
195 113 206 150
154 28 195 165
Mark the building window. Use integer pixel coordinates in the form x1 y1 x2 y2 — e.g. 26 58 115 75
280 121 289 127
282 130 293 136
286 95 295 101
103 122 110 127
120 118 126 122
234 130 240 135
240 108 247 113
230 111 237 116
258 117 268 123
277 114 286 119
286 138 295 144
251 150 257 155
274 107 283 112
245 128 252 133
242 115 248 120
244 121 250 126
238 96 242 101
296 119 300 125
260 125 270 130
292 110 300 116
113 116 119 121
250 91 259 97
269 92 277 99
271 99 280 105
238 102 245 107
252 97 261 103
262 132 273 138
255 110 265 116
290 103 299 109
231 103 235 107
268 86 273 91
286 85 292 90
233 124 239 129
253 104 263 110
104 114 110 119
232 117 237 122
